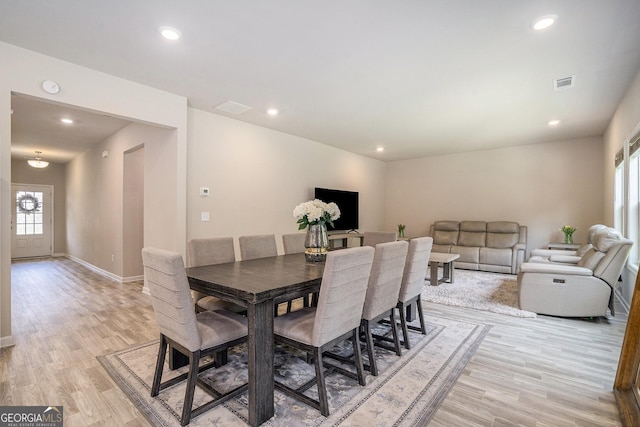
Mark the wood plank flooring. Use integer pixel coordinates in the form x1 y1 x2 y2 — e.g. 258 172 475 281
0 257 626 426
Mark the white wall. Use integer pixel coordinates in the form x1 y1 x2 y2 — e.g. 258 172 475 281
385 137 605 256
604 68 640 305
0 41 188 346
66 123 170 279
186 109 387 256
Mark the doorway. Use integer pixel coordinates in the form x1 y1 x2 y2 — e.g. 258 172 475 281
11 184 53 258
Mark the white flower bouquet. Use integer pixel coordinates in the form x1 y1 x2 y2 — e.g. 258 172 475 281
293 199 341 230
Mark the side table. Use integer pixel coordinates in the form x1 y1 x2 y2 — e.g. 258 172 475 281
548 243 581 251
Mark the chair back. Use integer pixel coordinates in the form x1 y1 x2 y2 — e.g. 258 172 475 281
282 233 306 254
398 237 432 303
587 228 633 288
363 231 398 247
239 234 278 260
362 240 409 321
311 246 375 347
142 247 201 352
187 237 235 267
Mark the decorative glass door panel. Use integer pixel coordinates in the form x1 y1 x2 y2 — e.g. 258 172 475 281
11 184 53 258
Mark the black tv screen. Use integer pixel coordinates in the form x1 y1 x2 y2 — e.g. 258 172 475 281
314 187 359 232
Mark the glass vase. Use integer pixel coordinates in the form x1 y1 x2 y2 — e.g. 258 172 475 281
305 222 329 262
563 233 573 244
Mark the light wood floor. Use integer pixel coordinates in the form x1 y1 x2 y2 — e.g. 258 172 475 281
0 257 626 426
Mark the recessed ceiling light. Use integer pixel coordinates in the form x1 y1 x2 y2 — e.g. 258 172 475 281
60 118 74 124
532 15 558 31
376 147 385 152
159 26 181 41
267 108 279 116
548 119 561 126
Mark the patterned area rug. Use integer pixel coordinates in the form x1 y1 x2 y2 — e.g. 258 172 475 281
98 315 489 426
422 269 537 318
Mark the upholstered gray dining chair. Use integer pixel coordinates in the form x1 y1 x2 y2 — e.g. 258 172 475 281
187 237 244 313
282 232 306 255
273 246 375 416
238 234 278 260
361 240 408 375
142 247 248 426
397 237 432 349
362 231 398 247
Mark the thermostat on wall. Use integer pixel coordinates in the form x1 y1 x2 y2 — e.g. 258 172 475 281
200 187 210 196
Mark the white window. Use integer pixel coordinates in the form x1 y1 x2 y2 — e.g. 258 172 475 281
628 134 640 266
15 191 44 236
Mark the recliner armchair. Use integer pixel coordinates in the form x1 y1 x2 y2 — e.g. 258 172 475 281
518 226 632 317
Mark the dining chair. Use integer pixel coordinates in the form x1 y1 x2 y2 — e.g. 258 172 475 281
397 237 432 349
282 232 311 311
362 231 398 247
282 232 306 255
142 247 248 426
361 240 408 376
238 234 278 260
273 246 375 416
187 237 245 313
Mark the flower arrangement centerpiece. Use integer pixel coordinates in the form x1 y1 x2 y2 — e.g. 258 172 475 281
293 199 340 262
397 224 406 238
560 225 577 244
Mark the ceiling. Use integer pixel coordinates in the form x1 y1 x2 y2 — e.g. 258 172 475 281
3 1 640 162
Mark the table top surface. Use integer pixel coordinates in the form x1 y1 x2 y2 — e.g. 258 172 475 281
186 253 324 304
429 252 461 263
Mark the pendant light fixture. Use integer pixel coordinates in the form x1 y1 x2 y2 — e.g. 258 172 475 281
27 151 49 168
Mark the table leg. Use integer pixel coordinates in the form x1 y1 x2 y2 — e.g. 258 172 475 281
247 300 275 426
443 262 451 282
429 262 439 286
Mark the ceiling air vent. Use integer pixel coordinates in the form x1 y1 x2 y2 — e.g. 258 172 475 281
214 100 253 115
553 76 575 91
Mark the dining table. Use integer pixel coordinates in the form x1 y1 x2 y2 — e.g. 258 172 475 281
185 253 325 426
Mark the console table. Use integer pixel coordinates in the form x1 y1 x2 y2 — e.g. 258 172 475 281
548 243 582 251
328 232 364 249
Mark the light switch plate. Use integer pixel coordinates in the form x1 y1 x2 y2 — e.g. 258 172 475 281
201 212 210 221
199 187 210 196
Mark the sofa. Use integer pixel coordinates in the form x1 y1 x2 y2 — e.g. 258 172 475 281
429 220 527 274
518 226 632 317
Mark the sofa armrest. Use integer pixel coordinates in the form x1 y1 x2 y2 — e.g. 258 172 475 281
519 262 593 276
548 255 581 264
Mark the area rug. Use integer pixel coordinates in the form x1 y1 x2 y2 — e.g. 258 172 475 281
422 269 537 318
98 315 489 426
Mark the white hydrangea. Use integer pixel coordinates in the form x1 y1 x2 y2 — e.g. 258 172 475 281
293 199 341 229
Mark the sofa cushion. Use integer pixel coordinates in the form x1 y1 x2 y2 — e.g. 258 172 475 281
487 221 520 233
432 244 451 253
486 232 519 249
480 247 512 266
577 248 606 271
433 221 459 245
458 231 486 247
460 221 487 232
451 246 479 263
592 228 623 253
575 244 593 257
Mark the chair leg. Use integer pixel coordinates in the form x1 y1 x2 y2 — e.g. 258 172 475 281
398 303 411 350
416 300 427 335
151 335 168 397
314 347 330 416
362 320 378 376
351 328 366 386
389 310 402 357
180 350 201 426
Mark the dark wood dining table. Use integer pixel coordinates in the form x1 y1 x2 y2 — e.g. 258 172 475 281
185 253 325 426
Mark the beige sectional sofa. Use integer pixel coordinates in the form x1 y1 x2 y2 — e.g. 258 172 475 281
429 220 527 274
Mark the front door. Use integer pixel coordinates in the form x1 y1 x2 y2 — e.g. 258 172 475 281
11 184 53 258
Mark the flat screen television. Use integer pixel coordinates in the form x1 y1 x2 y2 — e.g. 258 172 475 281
314 187 359 232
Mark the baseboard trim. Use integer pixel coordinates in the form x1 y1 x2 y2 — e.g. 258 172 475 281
65 255 123 283
0 335 15 348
